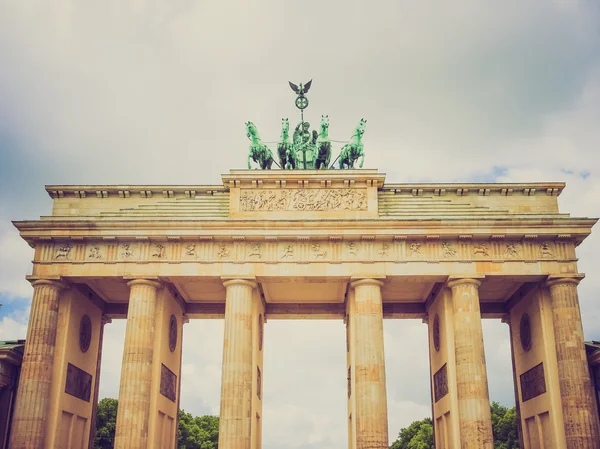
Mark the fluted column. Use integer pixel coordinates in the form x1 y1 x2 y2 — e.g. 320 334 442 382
114 279 161 449
218 279 256 449
8 279 65 449
547 275 600 448
350 279 388 449
88 315 111 449
447 277 493 449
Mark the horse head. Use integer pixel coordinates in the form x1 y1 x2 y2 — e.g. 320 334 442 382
246 121 259 142
319 115 329 137
280 118 290 141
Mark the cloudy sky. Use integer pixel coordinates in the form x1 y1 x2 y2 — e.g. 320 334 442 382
1 1 600 447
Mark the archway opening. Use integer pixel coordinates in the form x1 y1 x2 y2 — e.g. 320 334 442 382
263 319 347 449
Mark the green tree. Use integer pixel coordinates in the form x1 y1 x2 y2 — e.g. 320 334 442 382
389 403 519 449
93 398 219 449
389 418 434 449
177 411 219 449
490 402 519 449
94 398 118 449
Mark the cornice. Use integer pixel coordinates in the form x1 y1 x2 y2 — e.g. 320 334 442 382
43 180 566 198
12 217 597 246
14 217 597 230
381 182 565 197
45 185 227 199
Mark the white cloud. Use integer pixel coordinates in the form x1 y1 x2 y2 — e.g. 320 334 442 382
0 221 35 299
0 313 28 340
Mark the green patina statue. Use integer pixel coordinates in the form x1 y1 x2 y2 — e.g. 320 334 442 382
337 118 366 169
246 121 274 170
315 115 331 170
277 118 296 169
293 120 318 169
245 81 366 170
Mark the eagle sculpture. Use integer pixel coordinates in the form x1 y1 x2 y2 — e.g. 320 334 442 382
288 80 312 96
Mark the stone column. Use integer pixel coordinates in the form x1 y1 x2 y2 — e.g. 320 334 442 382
546 275 600 448
88 315 111 449
350 279 389 449
218 279 256 449
114 279 161 449
447 276 493 448
8 278 65 449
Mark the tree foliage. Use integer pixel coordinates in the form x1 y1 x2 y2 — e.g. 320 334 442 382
389 403 519 449
490 402 519 449
389 418 433 449
94 398 118 449
178 411 219 449
93 398 219 449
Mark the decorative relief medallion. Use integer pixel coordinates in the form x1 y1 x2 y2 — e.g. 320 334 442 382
520 314 532 352
152 244 166 259
239 188 368 211
377 243 390 257
169 315 177 352
346 242 359 257
539 242 554 258
185 244 197 257
88 245 102 259
473 243 489 257
257 366 262 399
433 315 440 352
65 363 92 402
311 244 327 260
55 243 73 260
217 243 231 259
520 362 546 402
433 363 448 402
249 243 262 259
409 242 421 257
79 315 92 353
160 363 177 402
280 244 295 260
442 242 457 258
121 243 135 259
258 314 264 351
505 243 519 258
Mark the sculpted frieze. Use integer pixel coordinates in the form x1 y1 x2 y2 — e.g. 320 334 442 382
38 237 574 265
239 188 368 212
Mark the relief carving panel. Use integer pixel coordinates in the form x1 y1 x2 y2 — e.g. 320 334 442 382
520 362 546 402
53 237 574 265
239 189 368 211
160 363 177 402
65 363 92 402
434 363 448 402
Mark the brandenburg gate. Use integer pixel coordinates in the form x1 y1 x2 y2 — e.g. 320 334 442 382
7 168 600 448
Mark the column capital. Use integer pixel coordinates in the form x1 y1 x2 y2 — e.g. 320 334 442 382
546 273 585 288
126 278 162 289
447 274 484 289
222 277 257 289
26 276 67 290
350 278 385 289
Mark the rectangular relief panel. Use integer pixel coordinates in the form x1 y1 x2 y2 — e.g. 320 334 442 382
434 363 449 403
160 364 177 403
520 362 547 402
65 363 92 402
